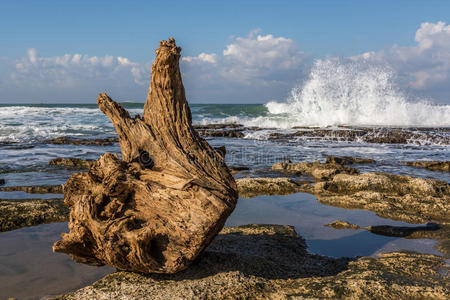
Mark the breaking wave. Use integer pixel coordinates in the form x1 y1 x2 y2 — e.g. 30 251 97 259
263 58 450 128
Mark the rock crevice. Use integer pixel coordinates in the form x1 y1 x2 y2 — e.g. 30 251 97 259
53 38 238 274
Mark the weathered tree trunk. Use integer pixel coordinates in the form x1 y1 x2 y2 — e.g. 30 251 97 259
53 38 238 274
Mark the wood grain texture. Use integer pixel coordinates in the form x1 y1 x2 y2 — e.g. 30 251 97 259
53 38 238 273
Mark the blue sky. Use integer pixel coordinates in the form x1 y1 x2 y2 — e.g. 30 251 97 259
0 0 449 104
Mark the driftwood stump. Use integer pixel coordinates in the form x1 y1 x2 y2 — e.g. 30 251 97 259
53 38 238 273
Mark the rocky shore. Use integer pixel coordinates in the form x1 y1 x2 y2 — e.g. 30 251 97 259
46 137 118 146
0 184 63 194
0 197 67 232
49 157 94 169
402 161 450 172
313 172 450 223
1 156 448 233
1 153 449 298
236 177 310 197
270 159 450 223
56 224 449 299
326 220 450 256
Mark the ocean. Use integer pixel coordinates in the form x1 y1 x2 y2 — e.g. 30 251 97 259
0 100 449 299
0 102 449 180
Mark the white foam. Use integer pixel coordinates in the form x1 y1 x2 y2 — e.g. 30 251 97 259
0 106 127 142
263 58 450 127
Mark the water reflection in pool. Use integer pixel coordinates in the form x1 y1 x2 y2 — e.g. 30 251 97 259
0 192 442 300
226 193 441 258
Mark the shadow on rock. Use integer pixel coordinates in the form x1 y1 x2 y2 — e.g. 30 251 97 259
130 224 353 281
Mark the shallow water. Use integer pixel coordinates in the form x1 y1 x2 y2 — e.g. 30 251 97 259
0 223 114 300
0 192 442 300
227 193 441 258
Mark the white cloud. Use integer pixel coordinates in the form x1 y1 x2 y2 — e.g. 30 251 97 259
2 23 449 104
9 49 148 89
354 21 450 93
182 53 217 64
220 33 308 83
0 31 309 103
0 49 150 102
181 31 310 102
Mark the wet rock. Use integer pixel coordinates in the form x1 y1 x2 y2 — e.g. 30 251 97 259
193 123 243 130
46 137 118 146
196 128 245 138
362 130 410 144
270 128 450 145
367 223 440 237
328 220 450 257
314 172 450 223
326 220 440 237
228 166 250 175
272 160 359 180
236 177 307 197
402 161 450 172
57 224 449 300
293 129 363 141
4 145 35 150
325 155 375 165
0 185 63 194
0 198 67 232
214 146 226 158
326 220 361 230
49 157 94 169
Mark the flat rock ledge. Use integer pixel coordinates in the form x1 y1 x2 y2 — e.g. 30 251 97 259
0 184 63 194
0 198 67 232
236 177 310 197
270 160 450 224
49 157 94 169
314 172 450 223
56 224 449 300
272 160 359 180
402 161 450 172
46 137 118 146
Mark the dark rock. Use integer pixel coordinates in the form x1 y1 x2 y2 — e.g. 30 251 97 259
193 123 243 129
0 198 67 232
47 137 118 146
327 220 450 257
4 145 35 150
214 146 226 158
58 224 449 300
326 220 440 237
272 160 359 180
236 177 308 197
228 166 250 175
196 129 245 138
269 128 450 145
325 220 361 230
0 179 4 186
326 155 375 165
367 223 440 237
314 172 450 223
402 161 450 172
0 185 63 194
49 157 94 169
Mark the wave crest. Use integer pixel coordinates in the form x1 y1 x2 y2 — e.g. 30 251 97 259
265 58 450 127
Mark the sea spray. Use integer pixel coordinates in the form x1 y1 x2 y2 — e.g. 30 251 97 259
265 58 450 127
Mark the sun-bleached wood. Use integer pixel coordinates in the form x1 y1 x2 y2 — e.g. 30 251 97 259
53 38 238 273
